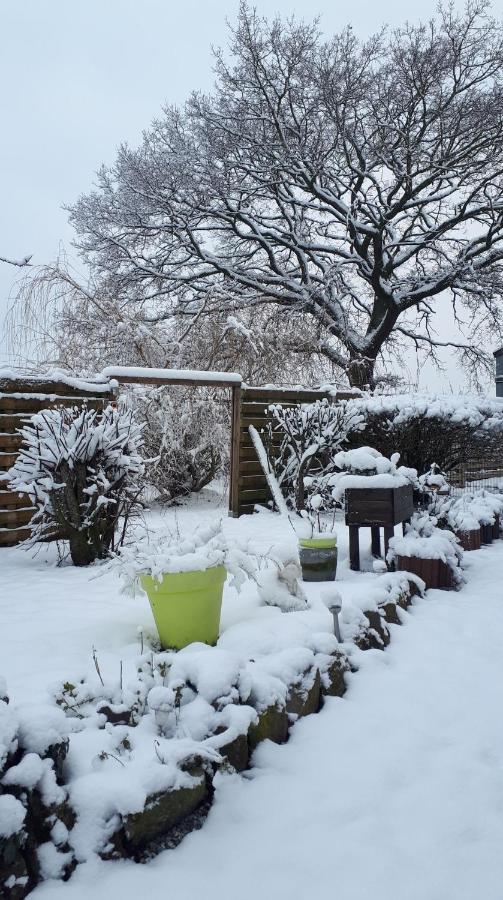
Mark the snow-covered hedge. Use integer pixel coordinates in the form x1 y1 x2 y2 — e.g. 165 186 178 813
8 404 144 566
345 393 503 476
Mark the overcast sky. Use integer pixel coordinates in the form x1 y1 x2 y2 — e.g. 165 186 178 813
0 0 500 389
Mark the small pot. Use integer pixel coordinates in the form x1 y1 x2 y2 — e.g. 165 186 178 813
299 536 337 582
140 565 227 650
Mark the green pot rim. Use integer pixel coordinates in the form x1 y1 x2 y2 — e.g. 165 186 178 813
299 536 337 550
140 564 227 593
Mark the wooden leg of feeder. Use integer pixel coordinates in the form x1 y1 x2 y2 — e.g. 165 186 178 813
349 525 360 571
371 526 381 558
384 526 394 568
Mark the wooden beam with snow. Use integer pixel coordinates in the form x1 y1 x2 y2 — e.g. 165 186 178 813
100 366 242 389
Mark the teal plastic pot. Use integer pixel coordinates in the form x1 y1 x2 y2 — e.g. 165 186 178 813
299 536 338 582
140 565 227 650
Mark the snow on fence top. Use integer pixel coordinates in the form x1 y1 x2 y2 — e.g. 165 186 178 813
100 366 242 387
0 368 116 395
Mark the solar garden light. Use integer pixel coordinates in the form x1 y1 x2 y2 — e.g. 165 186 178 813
322 589 342 643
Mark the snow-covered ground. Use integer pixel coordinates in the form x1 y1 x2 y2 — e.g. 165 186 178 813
3 486 503 899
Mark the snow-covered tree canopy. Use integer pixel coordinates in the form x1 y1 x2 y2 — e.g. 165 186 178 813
58 2 503 388
8 404 144 566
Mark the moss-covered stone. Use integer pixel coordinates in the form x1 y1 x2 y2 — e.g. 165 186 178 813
248 704 289 750
363 610 390 647
0 830 30 900
321 654 349 698
381 600 401 625
286 669 321 718
217 733 249 772
122 775 208 852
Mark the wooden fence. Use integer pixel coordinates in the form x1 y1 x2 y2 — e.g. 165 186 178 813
233 386 358 516
0 374 114 546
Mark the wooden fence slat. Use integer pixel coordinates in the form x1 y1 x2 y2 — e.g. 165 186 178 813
238 488 270 502
0 453 17 470
238 458 264 470
0 508 35 528
0 526 32 546
0 395 108 414
0 433 23 452
0 377 112 397
242 388 333 402
238 474 270 488
0 491 32 509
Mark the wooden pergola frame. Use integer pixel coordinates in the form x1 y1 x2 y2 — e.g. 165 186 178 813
101 366 242 517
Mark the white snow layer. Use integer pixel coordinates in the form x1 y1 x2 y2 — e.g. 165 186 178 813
100 366 242 384
27 540 503 900
0 793 26 838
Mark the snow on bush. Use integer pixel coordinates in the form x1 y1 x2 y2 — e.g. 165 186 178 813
8 403 144 566
388 512 464 583
346 393 503 476
327 447 417 501
432 490 503 532
135 386 227 504
114 519 258 593
0 793 26 839
264 399 364 515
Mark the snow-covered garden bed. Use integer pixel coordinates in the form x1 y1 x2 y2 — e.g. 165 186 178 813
0 492 427 897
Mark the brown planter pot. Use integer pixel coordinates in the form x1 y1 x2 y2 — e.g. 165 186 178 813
437 560 456 590
396 555 441 590
492 514 500 540
481 523 493 544
455 528 481 551
396 555 456 590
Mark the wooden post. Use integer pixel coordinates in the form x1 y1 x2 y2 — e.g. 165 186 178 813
371 526 381 558
383 526 394 560
229 383 242 517
349 525 360 571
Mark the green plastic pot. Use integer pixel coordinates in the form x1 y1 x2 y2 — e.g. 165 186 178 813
140 565 227 650
299 536 338 582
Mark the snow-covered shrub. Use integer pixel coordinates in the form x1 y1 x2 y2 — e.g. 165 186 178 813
388 512 464 585
136 387 227 503
417 463 450 495
327 447 417 502
8 403 144 566
264 399 364 513
346 394 503 476
427 489 503 535
115 520 257 591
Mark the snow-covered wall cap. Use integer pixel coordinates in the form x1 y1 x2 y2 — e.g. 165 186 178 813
0 367 116 393
101 366 242 386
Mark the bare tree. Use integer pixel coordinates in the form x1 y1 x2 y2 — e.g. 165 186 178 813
18 2 503 388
